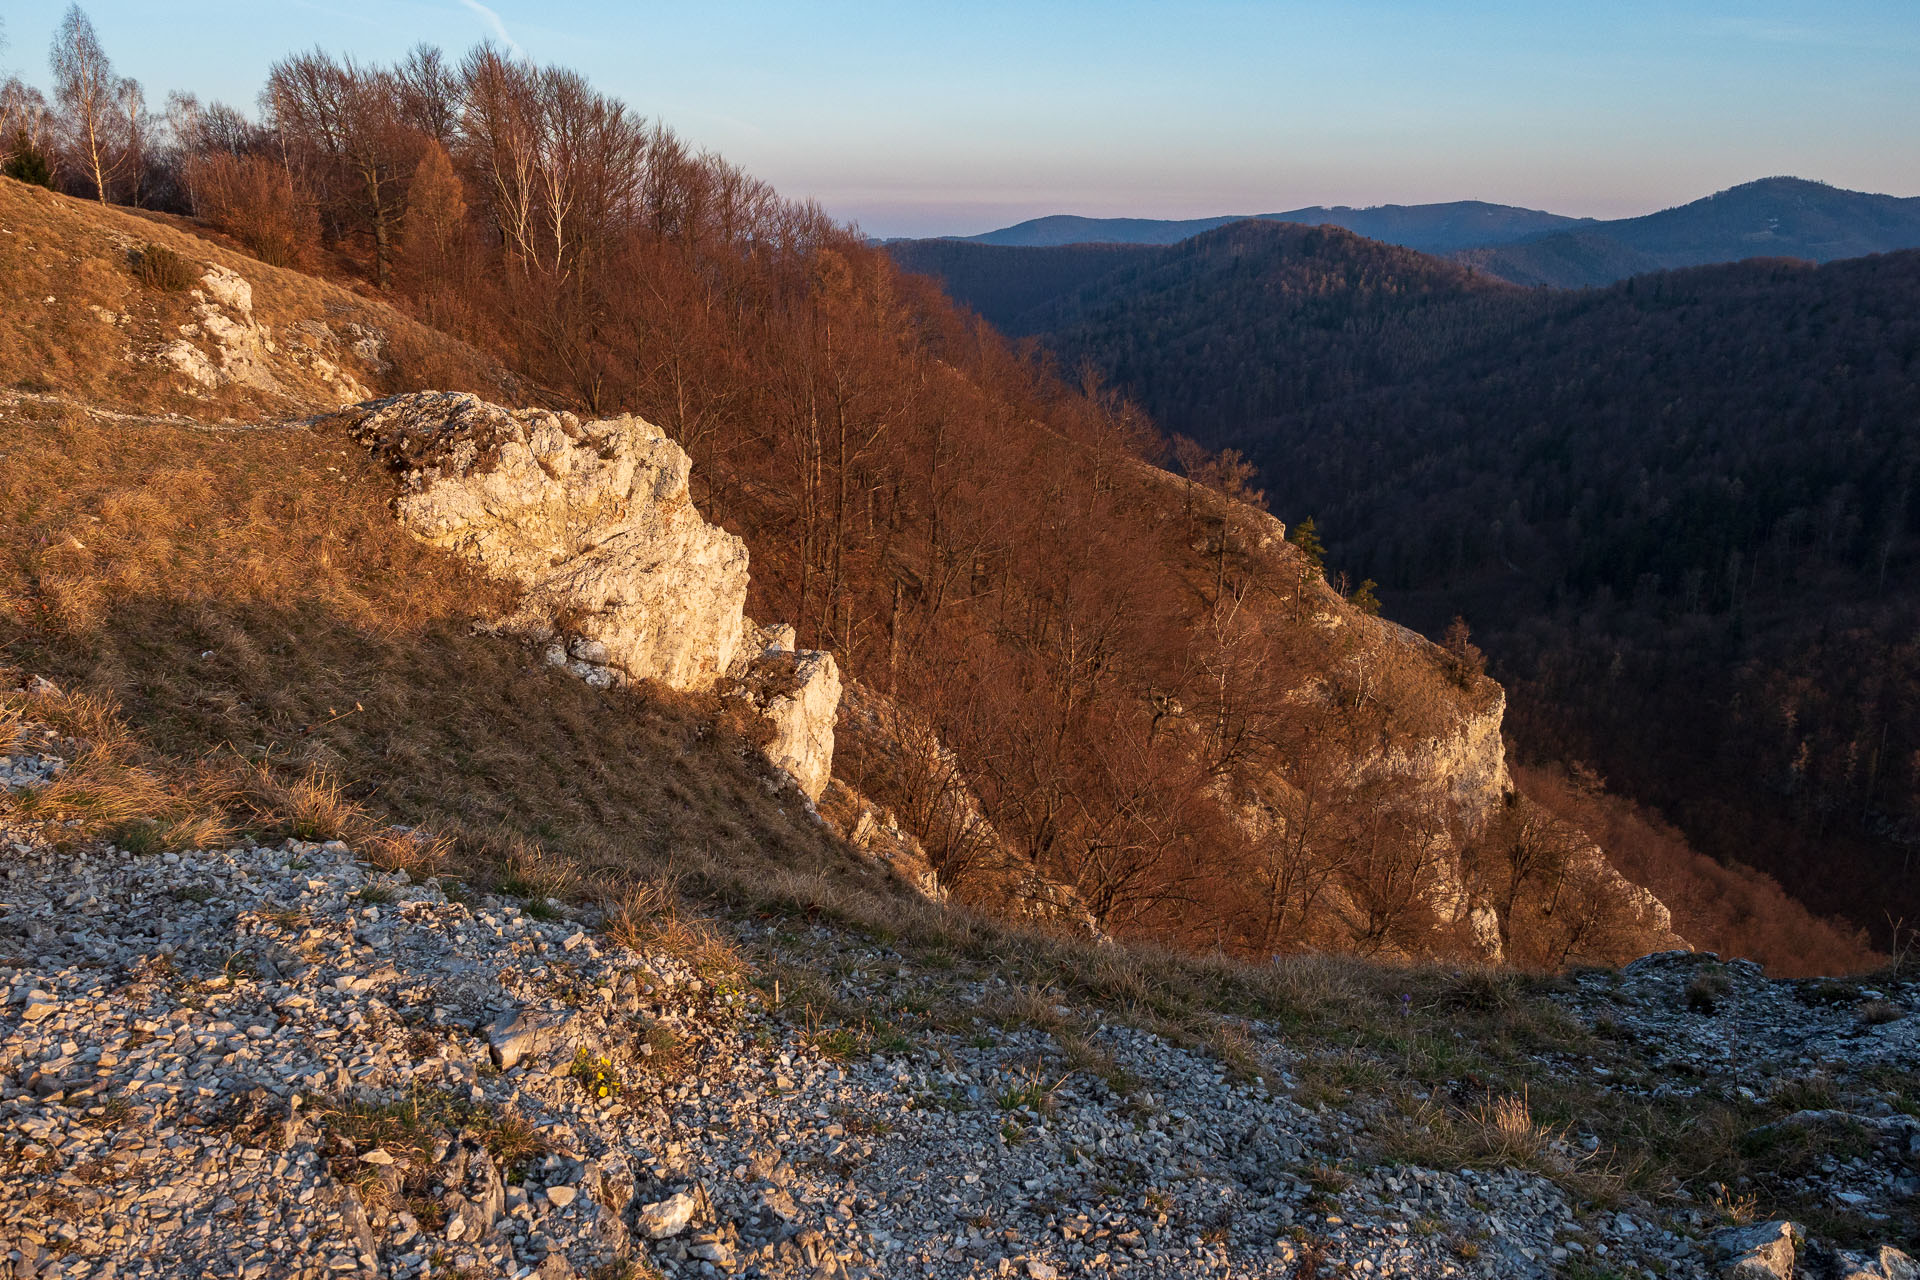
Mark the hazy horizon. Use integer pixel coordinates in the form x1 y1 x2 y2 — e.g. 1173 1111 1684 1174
4 0 1917 238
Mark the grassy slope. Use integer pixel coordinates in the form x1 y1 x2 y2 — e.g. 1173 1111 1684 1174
0 179 509 418
0 402 892 911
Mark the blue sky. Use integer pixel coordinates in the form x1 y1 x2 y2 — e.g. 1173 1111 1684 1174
4 1 1916 237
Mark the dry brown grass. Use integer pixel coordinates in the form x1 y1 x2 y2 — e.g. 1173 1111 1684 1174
237 763 358 842
131 244 195 292
0 682 236 853
1476 1089 1552 1163
0 405 901 934
1378 1088 1566 1183
0 180 508 419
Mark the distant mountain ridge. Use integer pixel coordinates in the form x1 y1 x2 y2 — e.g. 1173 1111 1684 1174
921 178 1920 289
961 199 1585 253
1459 177 1920 285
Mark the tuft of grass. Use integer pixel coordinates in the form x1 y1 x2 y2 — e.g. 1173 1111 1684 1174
995 1061 1065 1115
361 825 451 879
802 1009 861 1062
114 811 236 855
1686 968 1732 1014
1207 1021 1266 1085
132 244 196 292
1377 1087 1566 1183
1709 1186 1760 1227
1474 1089 1553 1164
256 765 358 843
1055 1029 1141 1097
603 875 680 953
636 1024 687 1079
1857 999 1904 1027
1429 968 1522 1015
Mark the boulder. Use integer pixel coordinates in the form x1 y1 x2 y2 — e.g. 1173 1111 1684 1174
729 647 841 801
637 1190 698 1239
439 1137 507 1245
1830 1247 1919 1280
344 392 748 691
343 392 847 794
1714 1220 1797 1280
580 1153 637 1259
487 1005 600 1071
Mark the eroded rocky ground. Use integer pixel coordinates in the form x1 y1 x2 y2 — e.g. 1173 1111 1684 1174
0 725 1915 1280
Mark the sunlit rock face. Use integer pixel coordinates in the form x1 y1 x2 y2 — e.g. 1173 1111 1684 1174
341 391 844 800
344 390 750 692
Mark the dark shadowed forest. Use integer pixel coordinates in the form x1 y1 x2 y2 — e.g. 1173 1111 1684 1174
902 220 1920 944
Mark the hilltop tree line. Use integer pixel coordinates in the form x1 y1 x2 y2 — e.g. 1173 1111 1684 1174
1 10 1879 973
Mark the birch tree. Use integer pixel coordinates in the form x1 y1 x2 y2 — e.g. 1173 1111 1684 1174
49 5 125 202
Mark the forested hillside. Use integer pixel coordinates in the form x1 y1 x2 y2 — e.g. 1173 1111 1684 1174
884 238 1158 335
976 219 1920 943
1 35 1670 969
3 18 1882 970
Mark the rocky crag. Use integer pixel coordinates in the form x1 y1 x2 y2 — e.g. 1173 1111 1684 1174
1147 473 1681 964
337 391 842 804
334 391 1093 926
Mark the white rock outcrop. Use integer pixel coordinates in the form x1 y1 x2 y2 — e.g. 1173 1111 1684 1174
152 260 376 406
160 264 286 396
342 391 842 798
346 391 750 691
726 626 841 802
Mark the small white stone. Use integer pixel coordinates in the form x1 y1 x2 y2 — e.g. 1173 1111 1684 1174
637 1191 697 1239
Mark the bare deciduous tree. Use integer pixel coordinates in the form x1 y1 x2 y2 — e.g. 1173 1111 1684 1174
49 4 127 202
266 51 417 286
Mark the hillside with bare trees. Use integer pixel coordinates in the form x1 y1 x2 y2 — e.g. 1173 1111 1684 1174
0 8 1878 974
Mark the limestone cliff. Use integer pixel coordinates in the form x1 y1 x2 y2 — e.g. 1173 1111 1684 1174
1125 458 1680 963
336 392 840 800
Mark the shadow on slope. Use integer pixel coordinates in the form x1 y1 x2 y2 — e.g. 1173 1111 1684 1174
0 401 888 912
